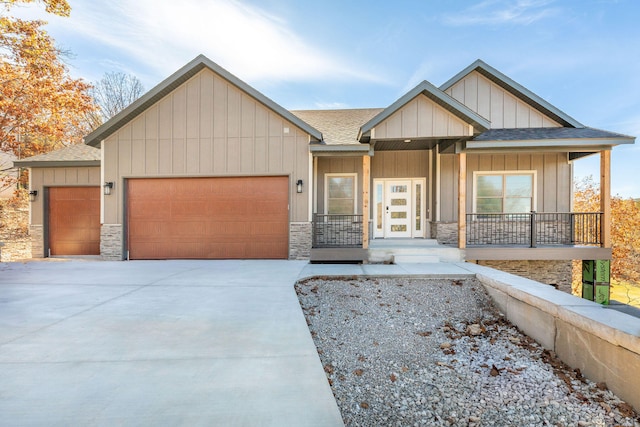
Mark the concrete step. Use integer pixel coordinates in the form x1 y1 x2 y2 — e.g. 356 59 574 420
369 239 440 248
393 254 440 263
368 245 464 264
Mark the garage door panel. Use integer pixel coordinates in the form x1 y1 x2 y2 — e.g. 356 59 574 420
128 177 289 259
49 187 100 256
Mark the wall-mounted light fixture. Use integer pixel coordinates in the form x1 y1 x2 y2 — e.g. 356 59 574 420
28 190 38 202
103 182 114 196
296 179 303 193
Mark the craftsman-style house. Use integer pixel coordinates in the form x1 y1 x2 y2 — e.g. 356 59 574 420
16 55 634 288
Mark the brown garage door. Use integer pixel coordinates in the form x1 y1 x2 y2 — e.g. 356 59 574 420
127 177 289 259
48 187 100 256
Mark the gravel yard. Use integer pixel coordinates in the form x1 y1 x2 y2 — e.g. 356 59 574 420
296 277 640 427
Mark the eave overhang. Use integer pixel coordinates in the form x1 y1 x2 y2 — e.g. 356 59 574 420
13 160 100 168
310 143 371 156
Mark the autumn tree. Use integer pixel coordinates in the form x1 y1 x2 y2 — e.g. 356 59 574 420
573 176 640 304
87 72 145 130
0 0 96 158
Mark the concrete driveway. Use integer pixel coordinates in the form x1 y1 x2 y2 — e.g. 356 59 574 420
0 260 343 426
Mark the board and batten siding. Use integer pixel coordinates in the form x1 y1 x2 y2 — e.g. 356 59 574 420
438 153 571 221
444 71 561 129
316 157 363 215
316 151 431 215
29 166 101 225
102 68 312 224
373 94 472 139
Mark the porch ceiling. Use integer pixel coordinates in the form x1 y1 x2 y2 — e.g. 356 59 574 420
372 138 446 151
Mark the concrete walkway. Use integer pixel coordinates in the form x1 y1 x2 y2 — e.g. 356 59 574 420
0 260 344 426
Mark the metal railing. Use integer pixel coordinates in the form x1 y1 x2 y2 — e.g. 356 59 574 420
466 212 603 247
312 214 363 248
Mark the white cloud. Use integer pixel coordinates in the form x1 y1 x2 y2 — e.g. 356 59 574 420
47 0 382 85
442 0 560 26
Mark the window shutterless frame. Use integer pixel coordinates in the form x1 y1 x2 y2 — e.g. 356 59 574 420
324 173 358 215
472 170 537 214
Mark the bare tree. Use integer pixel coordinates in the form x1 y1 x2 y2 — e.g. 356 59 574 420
88 72 145 129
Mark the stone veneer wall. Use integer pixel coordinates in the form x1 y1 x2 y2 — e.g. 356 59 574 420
29 225 44 258
289 222 311 260
474 260 573 293
101 224 123 261
430 221 458 245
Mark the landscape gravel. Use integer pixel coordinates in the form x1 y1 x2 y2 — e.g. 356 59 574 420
295 276 640 427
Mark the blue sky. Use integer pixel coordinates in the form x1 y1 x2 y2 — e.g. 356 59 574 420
14 0 640 197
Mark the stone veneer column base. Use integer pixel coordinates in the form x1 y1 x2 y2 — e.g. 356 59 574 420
430 222 458 245
289 222 311 260
30 225 45 258
475 260 573 293
101 224 124 261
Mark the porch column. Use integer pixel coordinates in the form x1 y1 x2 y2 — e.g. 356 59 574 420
362 154 370 249
458 152 466 249
600 150 611 248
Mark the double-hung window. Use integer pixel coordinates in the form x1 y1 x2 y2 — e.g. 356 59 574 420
474 171 535 213
325 174 357 214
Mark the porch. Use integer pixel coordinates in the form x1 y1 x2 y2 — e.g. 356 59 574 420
310 211 609 263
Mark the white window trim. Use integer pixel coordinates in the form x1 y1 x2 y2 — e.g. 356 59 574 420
324 173 358 215
472 170 537 213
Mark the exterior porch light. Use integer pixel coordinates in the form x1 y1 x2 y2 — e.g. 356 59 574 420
103 182 114 196
296 179 303 193
404 139 411 143
28 190 37 202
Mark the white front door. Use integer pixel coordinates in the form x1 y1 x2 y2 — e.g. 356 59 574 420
384 180 412 238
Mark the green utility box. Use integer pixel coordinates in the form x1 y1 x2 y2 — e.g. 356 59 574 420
582 260 610 305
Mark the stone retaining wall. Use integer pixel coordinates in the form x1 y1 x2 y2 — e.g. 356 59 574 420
475 260 572 294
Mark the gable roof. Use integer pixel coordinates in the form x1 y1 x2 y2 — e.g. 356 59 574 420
440 59 584 128
13 144 100 167
293 108 383 146
358 79 491 142
84 54 322 147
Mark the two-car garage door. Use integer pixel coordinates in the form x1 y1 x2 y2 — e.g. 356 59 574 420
127 176 289 260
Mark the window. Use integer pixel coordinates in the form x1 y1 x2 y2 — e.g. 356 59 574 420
474 172 535 213
325 174 357 214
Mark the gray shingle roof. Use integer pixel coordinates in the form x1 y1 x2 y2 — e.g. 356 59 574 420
13 144 100 167
292 108 383 145
472 127 634 141
465 127 635 151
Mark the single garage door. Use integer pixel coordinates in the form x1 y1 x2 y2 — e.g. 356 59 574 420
48 187 101 256
127 176 289 259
